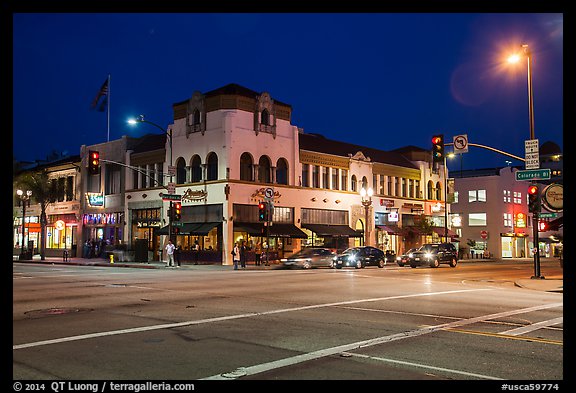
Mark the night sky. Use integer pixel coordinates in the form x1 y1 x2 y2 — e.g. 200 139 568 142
12 12 563 172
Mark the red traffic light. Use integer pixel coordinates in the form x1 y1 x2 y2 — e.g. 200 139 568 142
432 136 442 144
528 185 539 195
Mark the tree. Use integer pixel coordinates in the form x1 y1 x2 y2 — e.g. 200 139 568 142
14 169 58 261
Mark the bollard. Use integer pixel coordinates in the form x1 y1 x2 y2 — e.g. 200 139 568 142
63 250 69 262
109 254 114 264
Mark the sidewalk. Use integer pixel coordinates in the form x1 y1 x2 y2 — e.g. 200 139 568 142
13 255 563 293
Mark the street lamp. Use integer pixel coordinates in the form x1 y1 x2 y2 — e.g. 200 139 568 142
508 44 542 279
360 187 373 246
16 189 32 260
128 115 175 242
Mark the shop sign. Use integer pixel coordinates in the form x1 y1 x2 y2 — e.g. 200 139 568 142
86 192 104 207
83 213 120 225
542 183 563 212
514 213 527 228
379 199 394 207
54 220 66 231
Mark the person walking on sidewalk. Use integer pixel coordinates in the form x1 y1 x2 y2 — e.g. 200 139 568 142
165 240 176 267
240 240 247 268
232 242 240 270
175 243 181 267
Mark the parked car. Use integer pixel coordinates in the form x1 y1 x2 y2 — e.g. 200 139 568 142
408 243 458 268
333 246 386 269
396 248 418 267
281 248 336 269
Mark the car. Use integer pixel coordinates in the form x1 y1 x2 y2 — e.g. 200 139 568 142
408 243 458 268
396 248 418 267
281 248 336 269
333 246 387 269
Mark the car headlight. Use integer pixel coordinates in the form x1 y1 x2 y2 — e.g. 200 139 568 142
408 253 414 258
396 256 401 261
280 258 287 262
425 252 433 259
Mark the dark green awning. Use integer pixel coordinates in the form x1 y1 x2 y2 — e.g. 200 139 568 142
301 224 363 238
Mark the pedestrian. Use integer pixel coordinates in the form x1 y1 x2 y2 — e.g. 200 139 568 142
175 243 181 267
240 240 247 268
232 242 240 270
255 241 262 266
193 240 199 265
165 239 176 267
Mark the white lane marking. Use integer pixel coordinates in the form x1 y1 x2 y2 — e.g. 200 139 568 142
341 352 503 380
13 288 490 350
501 317 564 336
202 302 562 380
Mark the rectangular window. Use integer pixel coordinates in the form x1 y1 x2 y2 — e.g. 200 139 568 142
469 189 487 202
66 176 74 201
503 190 511 203
453 191 459 204
513 191 522 204
503 213 512 227
341 169 347 191
312 165 320 188
331 168 338 190
468 213 487 226
414 179 420 199
302 165 309 187
322 166 329 189
379 175 385 195
106 164 121 194
387 177 392 196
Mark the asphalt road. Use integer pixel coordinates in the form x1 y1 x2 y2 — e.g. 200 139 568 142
13 259 564 384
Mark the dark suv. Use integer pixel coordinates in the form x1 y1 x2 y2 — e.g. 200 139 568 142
408 243 458 268
333 246 387 269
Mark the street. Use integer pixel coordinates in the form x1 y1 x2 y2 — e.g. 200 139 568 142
13 259 563 383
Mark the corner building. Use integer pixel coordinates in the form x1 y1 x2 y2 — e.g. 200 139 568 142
125 84 450 265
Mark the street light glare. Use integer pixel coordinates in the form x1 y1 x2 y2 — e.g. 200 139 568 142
127 118 138 125
507 54 520 64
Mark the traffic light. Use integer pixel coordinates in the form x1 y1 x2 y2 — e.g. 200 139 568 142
173 202 182 221
88 150 100 175
258 202 268 222
528 185 541 213
431 135 444 163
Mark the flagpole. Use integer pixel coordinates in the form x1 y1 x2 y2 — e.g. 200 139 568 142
107 74 111 142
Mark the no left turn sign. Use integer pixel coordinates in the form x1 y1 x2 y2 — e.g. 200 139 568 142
453 134 468 153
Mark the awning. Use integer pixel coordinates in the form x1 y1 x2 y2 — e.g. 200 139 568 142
375 225 402 235
155 222 220 235
268 223 308 238
301 224 363 238
432 227 459 238
547 216 563 231
233 222 308 238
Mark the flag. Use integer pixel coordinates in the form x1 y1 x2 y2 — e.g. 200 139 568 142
91 78 109 112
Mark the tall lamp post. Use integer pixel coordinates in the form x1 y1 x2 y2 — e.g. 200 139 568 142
508 44 543 279
128 115 175 242
360 187 373 246
16 189 32 260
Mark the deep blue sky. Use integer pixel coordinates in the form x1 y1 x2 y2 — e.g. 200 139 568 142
12 13 563 171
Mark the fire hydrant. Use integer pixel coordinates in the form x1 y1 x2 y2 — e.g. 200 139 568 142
109 254 114 264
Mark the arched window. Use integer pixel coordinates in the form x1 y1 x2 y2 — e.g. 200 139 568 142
261 109 270 126
258 156 271 183
436 181 442 201
206 152 218 181
191 155 202 182
193 108 201 125
240 153 253 181
361 176 368 191
351 175 357 192
427 180 434 200
175 157 187 184
276 158 288 185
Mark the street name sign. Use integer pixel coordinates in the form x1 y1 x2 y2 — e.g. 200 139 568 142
161 193 182 201
515 168 551 181
524 139 540 169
